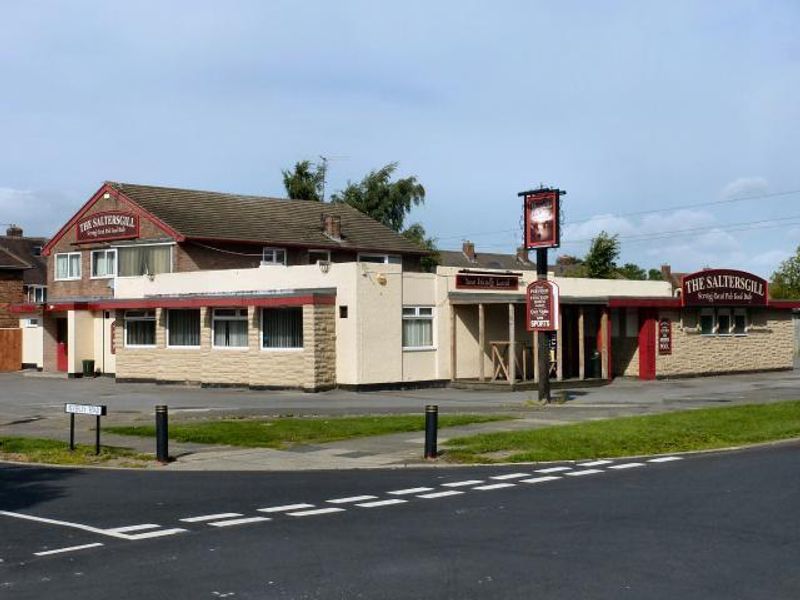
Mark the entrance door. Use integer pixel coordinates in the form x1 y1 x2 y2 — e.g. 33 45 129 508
638 309 656 380
56 319 68 372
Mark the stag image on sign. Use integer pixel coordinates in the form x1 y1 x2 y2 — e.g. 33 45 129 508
681 269 767 306
524 190 560 249
526 280 560 331
76 211 139 243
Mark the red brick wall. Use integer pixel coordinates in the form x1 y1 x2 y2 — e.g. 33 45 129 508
0 271 24 327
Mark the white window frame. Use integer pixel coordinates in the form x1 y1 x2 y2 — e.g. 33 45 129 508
165 309 202 349
308 249 331 264
733 308 748 336
261 307 304 351
124 309 157 348
114 242 174 279
402 305 435 351
261 247 287 266
699 309 715 336
26 285 47 304
357 253 402 265
55 252 82 281
23 318 40 328
90 248 117 279
212 308 249 350
716 308 732 336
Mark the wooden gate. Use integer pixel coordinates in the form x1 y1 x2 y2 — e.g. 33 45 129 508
0 328 22 372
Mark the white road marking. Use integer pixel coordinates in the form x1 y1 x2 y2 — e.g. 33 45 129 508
257 504 315 513
535 466 573 473
490 473 531 480
107 524 162 533
125 528 188 540
288 507 346 517
34 543 104 557
208 517 270 528
519 476 562 484
0 510 131 540
648 456 682 463
180 513 243 523
356 499 408 508
608 462 645 470
578 460 613 467
326 495 378 504
441 480 484 488
473 483 516 491
417 490 464 499
565 469 604 477
388 487 434 495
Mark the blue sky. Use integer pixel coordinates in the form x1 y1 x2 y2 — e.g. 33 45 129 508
1 1 798 276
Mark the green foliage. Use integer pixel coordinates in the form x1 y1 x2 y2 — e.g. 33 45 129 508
0 436 150 465
330 162 425 232
584 231 620 278
555 255 588 278
770 245 800 299
648 268 664 281
282 160 325 201
617 262 647 280
402 223 440 272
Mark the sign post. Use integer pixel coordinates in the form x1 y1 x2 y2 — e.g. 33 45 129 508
64 403 107 455
520 187 565 403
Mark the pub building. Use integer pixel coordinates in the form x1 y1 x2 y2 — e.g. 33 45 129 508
14 181 797 390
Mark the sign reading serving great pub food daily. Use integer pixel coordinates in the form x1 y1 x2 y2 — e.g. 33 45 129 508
76 211 139 243
681 269 767 307
455 272 519 290
526 280 560 331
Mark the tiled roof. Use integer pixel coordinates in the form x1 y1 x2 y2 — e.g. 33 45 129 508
438 249 536 271
0 236 47 284
110 182 427 255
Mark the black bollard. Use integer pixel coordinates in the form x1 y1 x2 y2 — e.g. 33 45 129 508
424 405 438 459
156 405 169 463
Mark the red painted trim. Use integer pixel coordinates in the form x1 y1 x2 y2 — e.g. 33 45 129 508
608 297 682 308
605 307 613 382
638 309 657 380
8 303 39 314
767 300 800 309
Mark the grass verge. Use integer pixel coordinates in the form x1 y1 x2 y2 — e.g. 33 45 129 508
0 436 152 467
107 414 512 449
444 401 800 463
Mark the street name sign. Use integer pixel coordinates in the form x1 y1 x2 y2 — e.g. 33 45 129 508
65 403 107 416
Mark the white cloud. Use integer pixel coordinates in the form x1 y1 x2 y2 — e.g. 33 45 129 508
0 187 77 238
720 176 769 199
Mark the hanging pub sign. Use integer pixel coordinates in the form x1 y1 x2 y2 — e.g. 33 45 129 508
526 280 560 331
455 272 520 290
658 318 672 355
76 211 139 243
522 189 561 250
681 269 767 307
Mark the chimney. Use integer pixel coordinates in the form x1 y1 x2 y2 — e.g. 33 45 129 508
660 264 672 282
516 246 529 264
5 224 23 238
462 240 476 262
322 214 342 240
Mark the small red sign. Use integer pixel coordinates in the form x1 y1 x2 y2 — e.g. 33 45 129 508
658 318 672 355
526 280 560 331
455 273 519 290
76 211 139 243
523 190 560 250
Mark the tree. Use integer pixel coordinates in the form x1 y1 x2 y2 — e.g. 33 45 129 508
647 268 664 281
617 263 647 280
282 160 325 201
402 223 439 272
770 245 800 298
555 254 587 278
584 231 620 279
330 162 425 232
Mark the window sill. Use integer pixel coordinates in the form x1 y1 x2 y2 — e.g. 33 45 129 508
166 346 202 350
261 347 304 352
403 347 437 352
90 275 116 280
124 345 157 349
212 346 250 351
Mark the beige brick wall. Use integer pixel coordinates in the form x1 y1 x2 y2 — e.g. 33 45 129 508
114 304 336 390
612 337 639 377
656 309 794 377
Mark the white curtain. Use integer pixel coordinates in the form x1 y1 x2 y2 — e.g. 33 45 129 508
214 319 248 347
403 319 432 348
118 246 171 276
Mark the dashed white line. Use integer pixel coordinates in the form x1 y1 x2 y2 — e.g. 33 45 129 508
180 513 243 523
535 466 573 474
648 456 682 463
578 460 613 467
257 504 315 513
473 483 516 491
208 517 271 528
356 499 408 508
441 480 484 488
125 528 188 540
490 473 531 480
388 487 434 495
288 507 346 517
107 523 162 533
519 476 562 484
34 543 104 557
565 469 604 477
417 490 464 499
326 495 378 504
608 462 645 470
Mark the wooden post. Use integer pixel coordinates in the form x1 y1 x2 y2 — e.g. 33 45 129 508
508 303 516 385
600 308 609 380
578 306 585 380
556 308 563 381
450 306 457 381
478 303 485 382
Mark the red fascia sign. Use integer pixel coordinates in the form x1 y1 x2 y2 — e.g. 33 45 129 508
455 272 519 290
76 211 139 243
681 269 767 307
526 280 560 331
523 189 560 250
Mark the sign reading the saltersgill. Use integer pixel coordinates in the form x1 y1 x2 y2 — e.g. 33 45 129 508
76 211 139 243
681 269 767 307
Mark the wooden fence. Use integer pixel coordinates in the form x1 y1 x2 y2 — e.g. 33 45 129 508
0 328 22 372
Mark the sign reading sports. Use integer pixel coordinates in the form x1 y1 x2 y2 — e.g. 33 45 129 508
526 280 560 331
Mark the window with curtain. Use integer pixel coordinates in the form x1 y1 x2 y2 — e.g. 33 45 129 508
213 308 249 348
55 253 81 280
125 310 156 347
118 245 172 277
402 306 434 349
262 307 303 349
167 309 201 347
91 249 116 278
